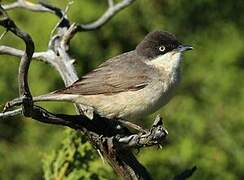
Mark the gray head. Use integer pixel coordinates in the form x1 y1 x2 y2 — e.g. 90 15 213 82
136 31 192 59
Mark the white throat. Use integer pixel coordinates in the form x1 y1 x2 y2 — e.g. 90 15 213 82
146 51 182 73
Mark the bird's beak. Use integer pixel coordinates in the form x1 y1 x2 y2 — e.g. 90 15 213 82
177 44 193 52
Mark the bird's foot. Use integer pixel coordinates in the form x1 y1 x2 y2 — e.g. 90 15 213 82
117 119 147 134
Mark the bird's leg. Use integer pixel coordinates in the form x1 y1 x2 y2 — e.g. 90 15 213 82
118 119 147 134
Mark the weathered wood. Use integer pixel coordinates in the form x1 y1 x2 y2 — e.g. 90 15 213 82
0 2 157 179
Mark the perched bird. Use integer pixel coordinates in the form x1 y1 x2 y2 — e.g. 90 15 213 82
33 31 193 120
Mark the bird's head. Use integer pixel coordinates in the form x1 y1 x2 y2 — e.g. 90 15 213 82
136 31 193 70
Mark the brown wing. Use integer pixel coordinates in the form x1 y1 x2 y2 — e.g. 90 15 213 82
56 51 153 95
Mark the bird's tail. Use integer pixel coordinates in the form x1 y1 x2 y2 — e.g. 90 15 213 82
33 92 95 119
33 92 79 103
3 92 79 113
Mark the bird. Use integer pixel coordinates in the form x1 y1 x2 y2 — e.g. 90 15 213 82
32 31 193 121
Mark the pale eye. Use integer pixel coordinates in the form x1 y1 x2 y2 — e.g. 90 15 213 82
159 45 166 52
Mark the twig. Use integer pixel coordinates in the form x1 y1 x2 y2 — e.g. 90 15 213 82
2 0 136 41
0 46 50 61
0 29 8 40
108 0 114 8
2 0 55 14
49 0 73 38
2 0 135 31
0 108 22 118
77 0 136 31
1 0 136 63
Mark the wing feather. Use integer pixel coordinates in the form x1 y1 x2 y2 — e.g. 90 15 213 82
56 51 153 95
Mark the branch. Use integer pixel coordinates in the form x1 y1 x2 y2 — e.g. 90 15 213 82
1 98 168 150
2 0 135 46
0 5 34 116
3 0 135 31
2 0 70 36
2 0 58 16
77 0 136 31
0 45 50 61
0 103 168 148
0 108 22 118
0 1 163 179
0 45 27 57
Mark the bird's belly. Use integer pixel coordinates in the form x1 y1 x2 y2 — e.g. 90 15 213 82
78 80 179 120
122 81 178 120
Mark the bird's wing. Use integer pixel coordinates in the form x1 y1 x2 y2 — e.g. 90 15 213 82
56 51 153 95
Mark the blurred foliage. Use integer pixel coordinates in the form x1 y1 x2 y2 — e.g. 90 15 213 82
0 0 243 179
42 129 110 180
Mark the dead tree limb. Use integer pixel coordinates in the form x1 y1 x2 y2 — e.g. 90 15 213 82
0 1 156 179
0 1 196 179
0 45 46 60
0 5 34 116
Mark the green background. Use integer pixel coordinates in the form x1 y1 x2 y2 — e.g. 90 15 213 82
0 0 244 179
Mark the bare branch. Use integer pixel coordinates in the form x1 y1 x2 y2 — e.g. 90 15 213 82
0 29 8 40
3 0 135 31
49 0 73 39
0 45 24 57
1 104 167 151
2 0 71 33
60 23 77 48
77 0 136 31
59 0 136 47
108 0 114 8
0 1 164 179
0 45 48 60
0 5 34 116
2 0 136 46
0 44 76 85
0 108 22 118
2 0 54 14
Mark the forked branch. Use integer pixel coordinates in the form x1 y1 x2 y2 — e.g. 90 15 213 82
77 0 136 31
0 2 155 179
0 1 196 179
2 0 62 16
2 0 136 31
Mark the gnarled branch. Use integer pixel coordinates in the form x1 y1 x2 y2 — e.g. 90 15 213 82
0 1 156 179
77 0 136 31
0 5 34 116
2 0 61 16
0 1 196 179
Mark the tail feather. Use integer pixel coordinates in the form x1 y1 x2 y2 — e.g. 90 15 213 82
33 93 79 103
33 93 95 119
